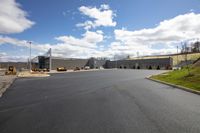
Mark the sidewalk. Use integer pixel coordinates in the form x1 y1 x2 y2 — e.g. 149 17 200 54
0 71 16 97
18 71 50 77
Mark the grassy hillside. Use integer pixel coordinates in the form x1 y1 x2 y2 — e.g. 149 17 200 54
151 66 200 91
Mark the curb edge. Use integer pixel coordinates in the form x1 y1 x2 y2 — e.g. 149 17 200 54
0 77 17 98
146 76 200 95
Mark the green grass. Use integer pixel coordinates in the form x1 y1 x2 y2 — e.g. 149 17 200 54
151 66 200 91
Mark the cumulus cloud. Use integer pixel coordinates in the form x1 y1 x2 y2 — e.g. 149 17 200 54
0 54 29 62
0 30 106 60
0 35 29 47
76 4 116 30
113 13 200 56
1 12 200 61
115 13 200 44
0 0 35 34
56 30 103 48
0 50 29 62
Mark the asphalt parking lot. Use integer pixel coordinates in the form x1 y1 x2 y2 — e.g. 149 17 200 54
0 69 200 133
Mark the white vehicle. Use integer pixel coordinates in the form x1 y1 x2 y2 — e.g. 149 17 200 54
84 66 90 70
99 66 104 69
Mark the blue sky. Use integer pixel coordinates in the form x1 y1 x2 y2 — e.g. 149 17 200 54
0 0 200 61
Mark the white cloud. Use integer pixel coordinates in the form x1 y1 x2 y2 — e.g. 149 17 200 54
76 4 116 30
0 52 7 56
0 0 35 34
100 4 110 10
0 35 53 52
55 30 104 48
0 35 27 46
0 54 29 62
0 30 105 61
2 12 200 61
115 13 200 44
0 51 30 62
113 13 200 56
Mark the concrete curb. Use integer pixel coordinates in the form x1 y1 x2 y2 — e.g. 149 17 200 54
18 75 50 78
48 69 107 74
146 76 200 95
0 77 16 98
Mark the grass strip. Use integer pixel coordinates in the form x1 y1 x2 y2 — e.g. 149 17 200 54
151 66 200 91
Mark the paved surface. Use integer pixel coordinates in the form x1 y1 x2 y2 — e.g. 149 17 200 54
0 70 200 133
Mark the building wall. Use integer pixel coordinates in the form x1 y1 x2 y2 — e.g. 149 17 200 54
105 58 173 70
0 57 173 71
49 57 107 70
86 58 107 69
37 56 173 70
51 58 89 70
38 56 50 69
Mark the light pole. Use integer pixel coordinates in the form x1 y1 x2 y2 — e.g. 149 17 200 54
137 51 139 58
49 48 52 72
114 55 117 69
115 58 117 69
177 45 179 66
27 41 32 72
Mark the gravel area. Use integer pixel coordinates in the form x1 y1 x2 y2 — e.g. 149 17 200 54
18 71 50 77
0 70 16 97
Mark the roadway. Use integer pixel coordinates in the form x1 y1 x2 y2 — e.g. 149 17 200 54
0 69 200 133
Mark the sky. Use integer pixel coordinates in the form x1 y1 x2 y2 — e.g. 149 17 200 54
0 0 200 62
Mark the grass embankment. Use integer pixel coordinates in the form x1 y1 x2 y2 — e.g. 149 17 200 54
151 66 200 91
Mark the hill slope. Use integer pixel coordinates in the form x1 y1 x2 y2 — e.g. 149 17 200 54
151 66 200 91
193 58 200 67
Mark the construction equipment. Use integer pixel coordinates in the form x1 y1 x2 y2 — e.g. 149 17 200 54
74 67 80 71
5 66 17 75
57 67 67 71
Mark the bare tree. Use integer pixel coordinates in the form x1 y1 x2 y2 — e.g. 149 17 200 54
184 42 191 76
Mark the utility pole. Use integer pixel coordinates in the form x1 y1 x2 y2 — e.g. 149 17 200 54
114 55 117 69
27 41 32 72
49 48 52 72
137 51 139 59
115 58 117 69
177 45 179 66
